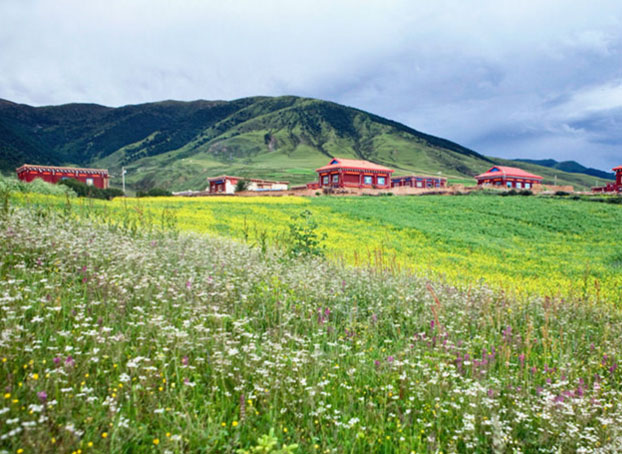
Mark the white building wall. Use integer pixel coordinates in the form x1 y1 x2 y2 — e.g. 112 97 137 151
224 179 236 194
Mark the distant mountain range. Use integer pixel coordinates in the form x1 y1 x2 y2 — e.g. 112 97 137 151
0 96 612 191
515 159 614 182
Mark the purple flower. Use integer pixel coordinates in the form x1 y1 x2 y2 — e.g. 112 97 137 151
371 313 377 324
386 356 394 363
430 320 435 330
518 353 525 368
53 357 61 366
374 360 381 368
576 386 584 397
182 356 189 366
185 280 192 289
65 355 75 367
37 391 47 403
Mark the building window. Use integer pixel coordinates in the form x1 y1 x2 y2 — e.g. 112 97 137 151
416 181 423 188
332 174 339 183
364 175 372 185
323 176 329 185
516 182 522 189
377 177 386 185
506 181 512 188
86 178 94 186
525 183 531 189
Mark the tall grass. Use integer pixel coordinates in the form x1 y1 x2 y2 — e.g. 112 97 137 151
1 201 621 453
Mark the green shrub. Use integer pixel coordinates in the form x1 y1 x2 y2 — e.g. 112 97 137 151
136 187 172 197
286 210 326 258
235 179 250 192
59 178 121 200
0 175 76 197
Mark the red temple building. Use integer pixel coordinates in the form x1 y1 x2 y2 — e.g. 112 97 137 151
391 175 447 189
16 164 109 189
475 165 542 189
592 165 622 193
314 158 394 189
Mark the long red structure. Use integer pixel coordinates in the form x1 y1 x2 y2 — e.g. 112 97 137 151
475 165 542 189
315 158 394 189
16 164 109 189
391 175 447 189
592 165 622 193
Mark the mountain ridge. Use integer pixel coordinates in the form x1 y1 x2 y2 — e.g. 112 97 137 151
515 158 614 181
0 96 608 191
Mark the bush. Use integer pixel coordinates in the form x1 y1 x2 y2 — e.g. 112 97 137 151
59 178 121 200
286 210 326 258
235 179 250 193
136 187 172 197
555 191 570 196
0 175 76 197
519 190 533 196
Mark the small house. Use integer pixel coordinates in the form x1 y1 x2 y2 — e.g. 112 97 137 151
315 158 394 189
391 175 447 189
16 164 109 189
475 166 542 189
207 176 289 194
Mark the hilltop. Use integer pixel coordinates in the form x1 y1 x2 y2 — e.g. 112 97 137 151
0 96 608 191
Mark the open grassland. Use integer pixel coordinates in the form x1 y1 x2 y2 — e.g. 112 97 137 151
14 193 622 305
2 203 622 453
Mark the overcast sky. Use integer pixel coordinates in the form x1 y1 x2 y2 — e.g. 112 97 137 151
1 0 621 170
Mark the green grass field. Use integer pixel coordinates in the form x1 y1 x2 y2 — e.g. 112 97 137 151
2 189 622 453
61 193 621 305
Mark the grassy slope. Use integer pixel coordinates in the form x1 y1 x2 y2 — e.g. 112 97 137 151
17 192 621 303
3 198 622 453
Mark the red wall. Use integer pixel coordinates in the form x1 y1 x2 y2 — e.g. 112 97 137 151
17 170 109 189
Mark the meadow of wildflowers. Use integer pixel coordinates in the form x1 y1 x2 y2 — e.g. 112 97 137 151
1 196 622 453
13 192 622 303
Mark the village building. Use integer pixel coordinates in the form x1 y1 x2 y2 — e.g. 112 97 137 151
314 158 394 189
475 165 542 189
16 164 109 189
592 165 622 193
391 175 447 189
207 175 289 194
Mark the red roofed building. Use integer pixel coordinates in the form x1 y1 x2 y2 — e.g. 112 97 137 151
475 165 542 189
592 165 622 193
16 164 109 189
315 158 394 189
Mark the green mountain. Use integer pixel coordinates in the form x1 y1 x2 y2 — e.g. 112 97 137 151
0 96 603 191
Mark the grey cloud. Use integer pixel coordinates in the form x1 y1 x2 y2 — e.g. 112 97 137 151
1 0 622 169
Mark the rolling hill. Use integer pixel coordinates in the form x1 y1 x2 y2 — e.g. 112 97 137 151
0 96 610 191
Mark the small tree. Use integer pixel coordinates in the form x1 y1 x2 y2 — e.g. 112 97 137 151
235 179 250 192
287 210 326 258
